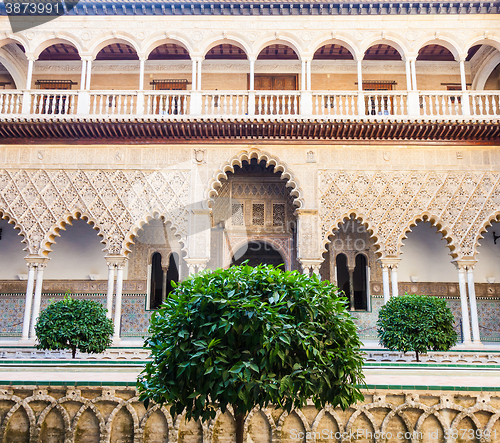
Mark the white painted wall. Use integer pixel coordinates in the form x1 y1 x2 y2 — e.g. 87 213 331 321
0 219 28 279
398 222 457 282
474 221 500 283
44 220 109 280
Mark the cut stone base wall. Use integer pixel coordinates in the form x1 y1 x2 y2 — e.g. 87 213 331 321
0 386 499 442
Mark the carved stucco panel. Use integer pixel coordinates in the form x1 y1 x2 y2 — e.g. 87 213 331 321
0 169 190 257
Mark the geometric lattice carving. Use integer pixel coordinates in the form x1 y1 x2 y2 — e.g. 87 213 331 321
252 203 265 226
0 169 190 256
319 171 500 260
231 203 244 226
273 203 285 227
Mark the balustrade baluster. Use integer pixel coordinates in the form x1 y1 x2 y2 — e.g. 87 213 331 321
478 96 484 116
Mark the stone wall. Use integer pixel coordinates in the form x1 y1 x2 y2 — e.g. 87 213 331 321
0 386 498 442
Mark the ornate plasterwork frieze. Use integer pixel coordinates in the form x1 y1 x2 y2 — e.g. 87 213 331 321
0 169 190 257
319 171 500 260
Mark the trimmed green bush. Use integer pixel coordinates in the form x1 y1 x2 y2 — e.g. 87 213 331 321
137 264 365 443
35 295 114 359
377 293 458 361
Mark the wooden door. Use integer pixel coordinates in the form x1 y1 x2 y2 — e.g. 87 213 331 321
151 80 187 115
253 75 298 114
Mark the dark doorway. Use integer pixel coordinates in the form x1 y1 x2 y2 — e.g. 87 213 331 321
335 253 350 303
150 252 163 310
166 252 179 298
231 241 285 268
353 254 368 310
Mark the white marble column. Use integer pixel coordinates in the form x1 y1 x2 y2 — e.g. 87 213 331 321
105 262 115 320
301 59 306 90
391 265 399 297
466 266 481 344
29 263 46 339
26 57 35 89
382 264 390 304
410 59 417 90
357 59 363 91
459 59 467 91
85 59 93 91
113 263 125 340
197 59 202 91
306 60 312 91
191 59 197 90
139 57 146 90
80 59 87 90
457 264 472 344
21 263 36 340
249 59 255 91
404 58 412 91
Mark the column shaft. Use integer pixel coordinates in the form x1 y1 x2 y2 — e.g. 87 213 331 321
357 60 363 91
192 60 197 90
306 60 312 90
29 266 45 339
391 267 398 297
458 268 472 343
382 266 390 304
410 59 417 90
249 59 255 91
301 60 306 90
80 60 87 90
348 268 355 311
197 60 202 91
21 265 36 340
459 60 467 91
467 268 481 343
85 60 92 91
113 266 124 339
26 59 34 89
405 59 412 91
106 264 115 320
139 58 145 91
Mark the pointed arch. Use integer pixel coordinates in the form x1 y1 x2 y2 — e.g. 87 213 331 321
207 148 305 209
123 210 188 257
470 210 500 258
310 405 345 437
243 406 277 441
322 211 381 256
394 212 459 259
0 208 30 252
40 209 107 257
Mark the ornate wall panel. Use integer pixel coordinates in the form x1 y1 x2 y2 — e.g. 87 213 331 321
319 171 500 260
0 169 190 257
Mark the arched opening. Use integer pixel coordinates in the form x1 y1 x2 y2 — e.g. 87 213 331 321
353 254 368 310
255 43 299 92
45 219 107 281
93 43 139 92
321 217 374 312
398 221 456 284
128 217 183 313
231 241 285 268
149 252 163 310
0 60 17 91
0 218 27 279
312 43 355 91
211 158 298 271
146 43 192 110
335 253 350 303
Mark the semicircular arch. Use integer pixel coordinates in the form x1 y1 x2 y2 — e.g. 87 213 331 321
310 36 361 61
142 35 194 59
200 36 251 59
33 36 83 59
253 35 303 60
361 37 408 59
414 37 462 60
89 34 141 59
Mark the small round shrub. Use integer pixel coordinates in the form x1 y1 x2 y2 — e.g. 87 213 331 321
377 293 458 361
35 295 114 358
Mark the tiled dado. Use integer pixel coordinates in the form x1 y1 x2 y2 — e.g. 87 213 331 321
371 282 500 298
0 280 147 294
0 291 151 337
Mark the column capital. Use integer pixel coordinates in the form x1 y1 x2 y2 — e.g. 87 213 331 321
299 258 323 275
457 53 468 63
378 257 400 269
138 55 148 62
105 255 128 267
300 56 313 62
80 54 94 62
24 256 49 267
453 258 477 271
403 54 418 62
26 54 37 62
191 56 204 62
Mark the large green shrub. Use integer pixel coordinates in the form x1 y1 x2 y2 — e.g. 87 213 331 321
35 295 114 359
137 264 365 443
377 293 458 361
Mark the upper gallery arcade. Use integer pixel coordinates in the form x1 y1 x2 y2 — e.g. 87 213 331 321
0 0 499 119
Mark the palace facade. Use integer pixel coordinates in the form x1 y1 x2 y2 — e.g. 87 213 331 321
0 0 499 347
